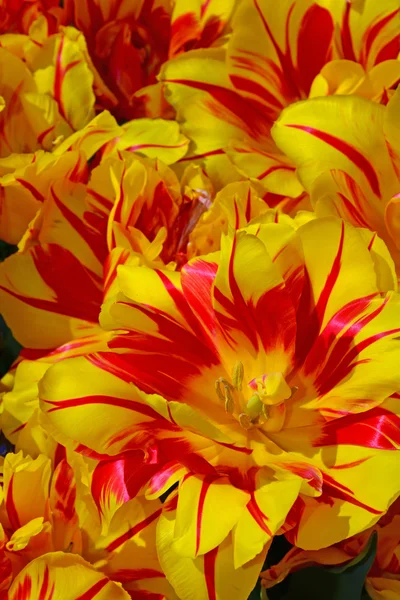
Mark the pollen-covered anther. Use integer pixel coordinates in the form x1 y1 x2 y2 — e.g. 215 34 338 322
224 385 235 414
215 379 225 403
215 377 234 403
232 361 244 390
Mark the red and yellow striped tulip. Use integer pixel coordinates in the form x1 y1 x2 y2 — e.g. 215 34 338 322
39 218 400 598
0 0 63 35
64 0 237 121
161 0 399 198
0 447 171 597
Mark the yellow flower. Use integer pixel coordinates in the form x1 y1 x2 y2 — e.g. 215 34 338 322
39 218 400 598
65 0 237 120
0 20 99 158
0 448 171 597
160 0 400 198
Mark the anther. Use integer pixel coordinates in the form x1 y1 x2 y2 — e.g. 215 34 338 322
232 361 244 391
224 385 235 414
215 379 225 402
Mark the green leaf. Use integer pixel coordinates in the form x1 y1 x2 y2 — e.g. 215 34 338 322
280 532 377 600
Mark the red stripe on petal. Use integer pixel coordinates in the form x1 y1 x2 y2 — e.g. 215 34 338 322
295 224 345 367
181 259 218 337
285 125 381 197
341 2 357 61
178 149 225 163
156 270 214 344
52 459 77 522
247 496 272 535
330 457 370 470
256 165 294 181
6 475 20 530
38 565 54 600
146 462 182 496
227 234 260 350
204 546 218 600
363 9 400 64
9 574 32 599
316 220 345 324
297 4 333 93
50 187 107 265
303 294 376 378
338 193 370 228
322 473 382 515
229 74 283 111
37 125 55 145
53 443 67 468
315 407 400 450
375 36 400 63
0 280 99 323
15 178 45 202
111 569 164 584
282 463 323 493
165 78 269 139
126 142 188 152
54 36 66 118
196 477 213 555
75 580 108 600
43 394 160 419
87 189 114 211
317 306 400 395
11 422 26 435
106 508 162 552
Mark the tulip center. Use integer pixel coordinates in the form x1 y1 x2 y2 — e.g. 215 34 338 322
215 363 294 431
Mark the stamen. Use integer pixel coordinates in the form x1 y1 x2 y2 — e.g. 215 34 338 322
232 361 244 391
215 379 225 402
224 384 234 413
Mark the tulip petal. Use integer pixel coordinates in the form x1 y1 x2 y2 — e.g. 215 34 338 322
272 94 398 201
109 118 189 164
7 552 131 599
170 0 237 58
157 501 267 600
288 446 400 549
32 30 95 131
227 0 334 111
173 474 249 557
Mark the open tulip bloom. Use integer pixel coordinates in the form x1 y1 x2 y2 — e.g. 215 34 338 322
0 1 399 599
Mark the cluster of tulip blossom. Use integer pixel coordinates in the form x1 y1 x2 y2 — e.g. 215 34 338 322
0 0 399 598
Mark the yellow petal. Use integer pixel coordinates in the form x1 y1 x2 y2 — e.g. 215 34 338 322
157 502 267 600
7 552 131 599
173 474 249 557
